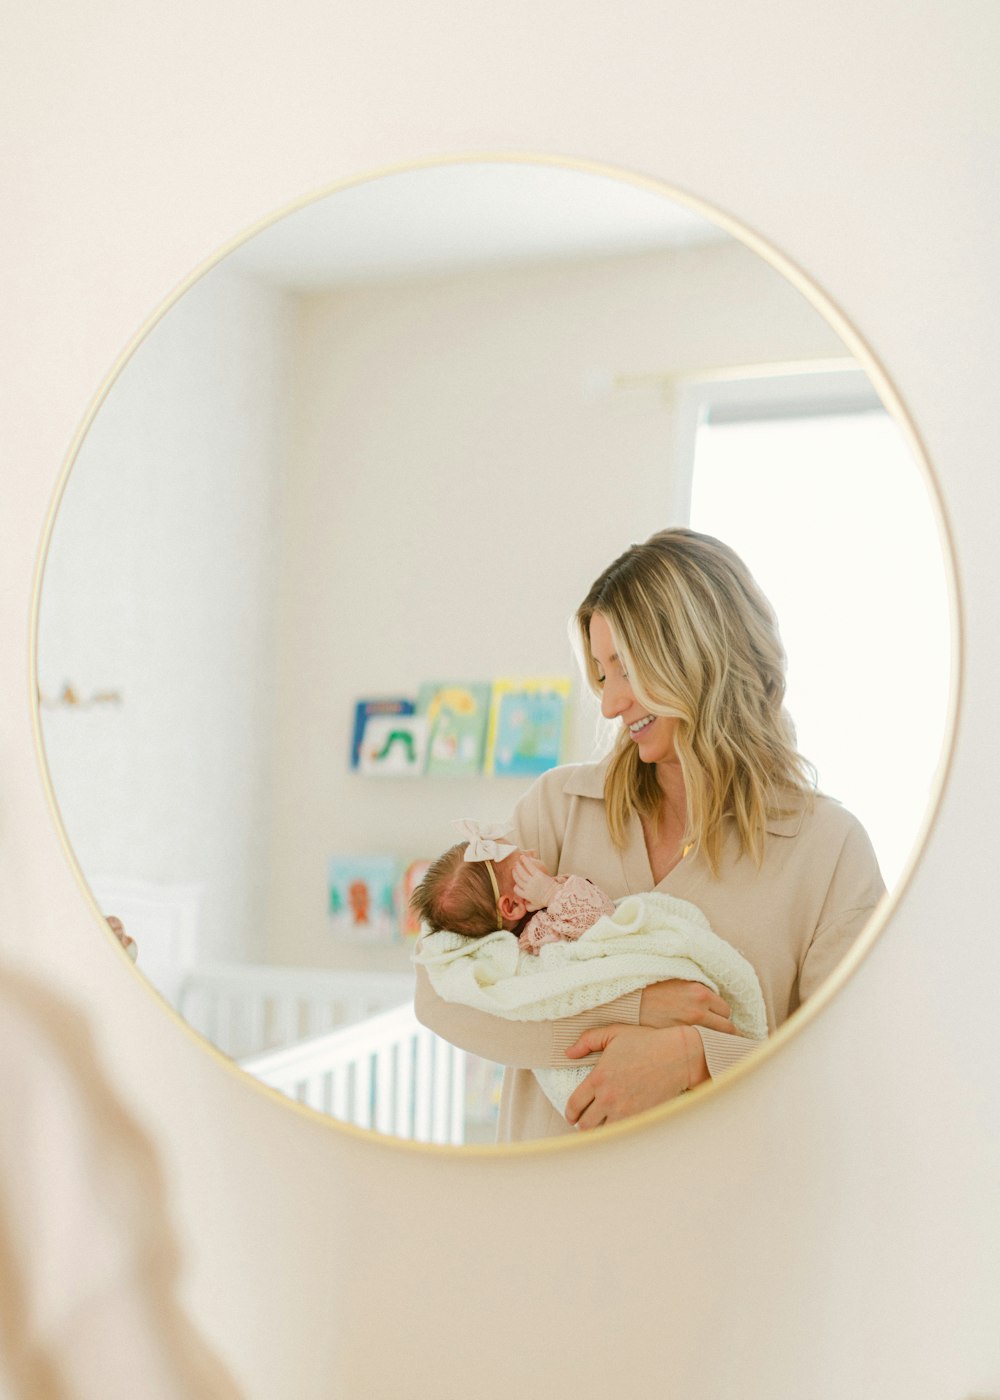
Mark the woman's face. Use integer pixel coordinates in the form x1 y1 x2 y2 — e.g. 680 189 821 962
589 612 679 766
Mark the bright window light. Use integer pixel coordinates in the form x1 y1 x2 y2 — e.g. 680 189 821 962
689 402 951 889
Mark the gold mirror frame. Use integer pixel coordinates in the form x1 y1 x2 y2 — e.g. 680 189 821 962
28 151 963 1159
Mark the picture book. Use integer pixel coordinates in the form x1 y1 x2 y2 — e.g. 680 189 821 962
416 681 492 776
484 676 572 777
349 697 415 769
358 713 427 777
397 857 432 938
328 853 400 941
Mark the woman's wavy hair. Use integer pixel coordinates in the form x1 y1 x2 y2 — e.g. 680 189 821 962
575 528 815 871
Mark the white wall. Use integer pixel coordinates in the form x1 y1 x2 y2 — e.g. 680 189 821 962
36 266 294 964
2 6 997 1400
267 237 847 969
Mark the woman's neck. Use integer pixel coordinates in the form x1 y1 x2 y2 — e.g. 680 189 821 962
640 760 688 884
654 758 686 822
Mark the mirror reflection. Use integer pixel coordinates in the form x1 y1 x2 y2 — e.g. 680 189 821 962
36 159 951 1146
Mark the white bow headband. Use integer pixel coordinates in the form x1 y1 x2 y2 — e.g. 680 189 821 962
454 820 515 929
455 819 516 864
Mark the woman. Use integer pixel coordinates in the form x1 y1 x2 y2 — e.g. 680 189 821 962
413 528 886 1141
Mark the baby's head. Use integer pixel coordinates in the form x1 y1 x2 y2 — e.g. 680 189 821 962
410 841 527 938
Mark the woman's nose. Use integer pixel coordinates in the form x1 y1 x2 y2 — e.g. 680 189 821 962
601 674 631 719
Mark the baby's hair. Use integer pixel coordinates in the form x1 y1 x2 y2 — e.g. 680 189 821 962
409 841 499 937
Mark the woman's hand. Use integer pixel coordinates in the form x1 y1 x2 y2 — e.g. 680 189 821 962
639 978 735 1034
512 855 557 911
564 1024 708 1129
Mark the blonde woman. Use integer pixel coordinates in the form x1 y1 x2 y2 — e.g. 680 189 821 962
414 528 886 1141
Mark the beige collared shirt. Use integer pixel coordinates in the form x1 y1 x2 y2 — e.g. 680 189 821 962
413 756 886 1142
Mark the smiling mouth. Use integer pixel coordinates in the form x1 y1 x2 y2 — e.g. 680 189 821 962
628 716 655 734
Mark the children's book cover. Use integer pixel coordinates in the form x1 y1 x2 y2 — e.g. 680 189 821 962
328 854 400 941
485 677 572 777
397 858 432 938
417 682 492 776
358 714 427 777
349 698 415 770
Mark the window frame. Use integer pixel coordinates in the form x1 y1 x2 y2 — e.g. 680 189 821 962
669 360 883 524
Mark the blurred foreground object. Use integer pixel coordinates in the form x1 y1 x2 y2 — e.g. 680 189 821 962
0 967 241 1399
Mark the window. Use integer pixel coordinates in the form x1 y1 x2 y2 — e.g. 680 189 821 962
678 367 951 887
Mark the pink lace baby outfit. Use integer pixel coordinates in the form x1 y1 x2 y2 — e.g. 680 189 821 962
517 876 616 954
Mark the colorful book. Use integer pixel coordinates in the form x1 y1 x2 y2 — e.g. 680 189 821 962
328 854 400 941
484 677 572 777
417 681 492 776
358 713 427 777
349 698 415 770
397 858 432 938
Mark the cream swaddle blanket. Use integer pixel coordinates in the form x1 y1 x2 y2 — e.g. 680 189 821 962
414 890 768 1115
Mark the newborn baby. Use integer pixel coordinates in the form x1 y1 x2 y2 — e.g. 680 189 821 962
408 820 614 953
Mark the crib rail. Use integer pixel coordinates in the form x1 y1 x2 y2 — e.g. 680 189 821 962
179 964 416 1060
241 1003 467 1145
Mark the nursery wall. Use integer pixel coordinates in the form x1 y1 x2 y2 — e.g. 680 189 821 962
36 266 294 964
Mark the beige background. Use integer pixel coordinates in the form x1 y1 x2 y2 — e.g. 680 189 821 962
2 5 997 1399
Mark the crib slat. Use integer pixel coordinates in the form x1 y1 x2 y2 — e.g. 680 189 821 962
331 1064 349 1120
413 1028 433 1143
353 1056 373 1128
237 992 476 1146
394 1036 414 1139
449 1046 467 1146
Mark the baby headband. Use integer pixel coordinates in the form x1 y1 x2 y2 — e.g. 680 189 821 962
455 819 516 863
456 819 515 930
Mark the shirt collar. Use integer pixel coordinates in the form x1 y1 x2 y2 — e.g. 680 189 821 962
561 756 807 836
563 755 612 798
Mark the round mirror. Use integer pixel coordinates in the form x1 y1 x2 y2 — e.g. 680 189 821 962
34 156 954 1148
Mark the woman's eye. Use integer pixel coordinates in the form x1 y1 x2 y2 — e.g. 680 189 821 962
595 674 605 686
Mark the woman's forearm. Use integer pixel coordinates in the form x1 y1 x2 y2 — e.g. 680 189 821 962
413 964 553 1066
413 964 642 1068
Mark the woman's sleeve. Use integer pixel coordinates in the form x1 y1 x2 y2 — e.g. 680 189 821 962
797 816 887 1004
413 964 642 1068
691 1025 760 1078
412 771 642 1067
694 813 887 1081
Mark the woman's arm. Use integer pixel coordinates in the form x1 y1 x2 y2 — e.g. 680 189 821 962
798 819 886 1003
413 962 643 1068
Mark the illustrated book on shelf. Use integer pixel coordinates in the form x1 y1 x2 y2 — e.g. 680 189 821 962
417 681 492 776
484 677 572 777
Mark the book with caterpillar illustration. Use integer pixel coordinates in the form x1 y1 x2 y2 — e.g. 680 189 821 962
352 698 427 776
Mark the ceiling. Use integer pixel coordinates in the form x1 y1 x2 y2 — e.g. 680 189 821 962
226 161 730 291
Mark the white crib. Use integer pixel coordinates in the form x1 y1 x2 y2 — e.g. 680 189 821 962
180 963 496 1146
178 963 417 1061
88 877 499 1146
241 1003 468 1144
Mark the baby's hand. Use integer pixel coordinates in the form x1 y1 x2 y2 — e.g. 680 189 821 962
107 915 138 963
513 855 557 911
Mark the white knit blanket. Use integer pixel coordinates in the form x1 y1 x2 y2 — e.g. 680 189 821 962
414 891 767 1115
